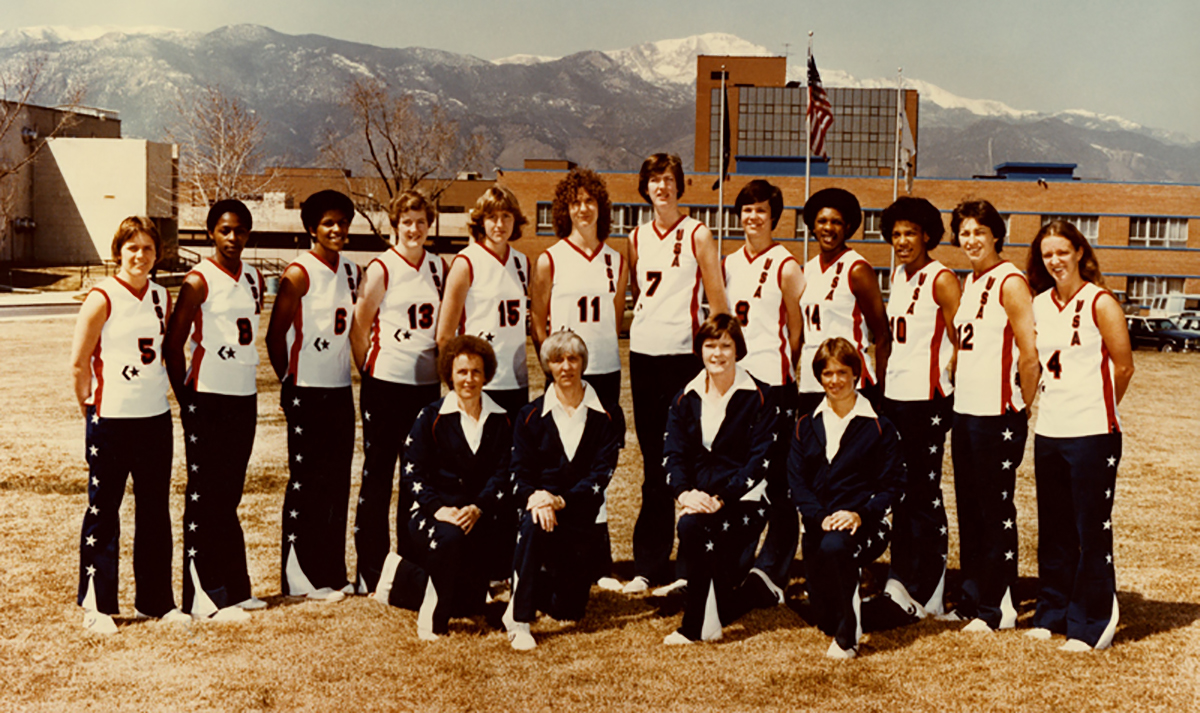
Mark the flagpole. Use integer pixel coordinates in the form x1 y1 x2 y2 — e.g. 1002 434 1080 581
891 67 902 280
804 31 813 263
718 64 726 257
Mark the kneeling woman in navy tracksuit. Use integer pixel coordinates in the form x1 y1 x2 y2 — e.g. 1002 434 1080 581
503 330 625 650
372 335 513 640
661 313 782 645
788 337 903 659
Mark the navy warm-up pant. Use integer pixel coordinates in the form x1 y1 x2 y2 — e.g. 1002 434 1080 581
951 409 1026 629
78 408 176 617
748 384 800 589
629 351 702 583
280 382 354 595
1032 432 1121 648
802 515 891 652
508 507 595 623
180 390 256 613
355 376 439 593
883 394 953 613
678 503 768 640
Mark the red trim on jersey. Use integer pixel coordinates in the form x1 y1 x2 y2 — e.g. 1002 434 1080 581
651 214 687 240
455 254 475 287
186 304 205 389
479 242 510 266
390 246 426 271
852 300 873 387
777 254 797 290
113 275 149 300
1001 322 1016 412
971 259 1010 284
687 222 701 259
365 313 383 376
689 267 702 338
561 238 604 262
92 339 105 416
309 249 340 272
91 287 112 320
818 246 850 273
206 257 243 282
777 297 791 383
744 242 779 264
1099 340 1119 433
1050 282 1087 312
929 310 946 399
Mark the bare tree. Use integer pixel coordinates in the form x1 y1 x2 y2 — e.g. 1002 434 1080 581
0 55 87 267
323 77 488 237
168 84 270 205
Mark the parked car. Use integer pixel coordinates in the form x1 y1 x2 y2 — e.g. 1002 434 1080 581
1126 316 1200 352
1179 315 1200 332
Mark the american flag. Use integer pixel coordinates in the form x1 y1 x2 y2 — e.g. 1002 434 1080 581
806 54 834 157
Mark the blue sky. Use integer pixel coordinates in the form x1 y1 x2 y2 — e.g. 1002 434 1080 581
7 0 1200 140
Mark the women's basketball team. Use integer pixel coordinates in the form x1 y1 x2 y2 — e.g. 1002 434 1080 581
69 154 1133 657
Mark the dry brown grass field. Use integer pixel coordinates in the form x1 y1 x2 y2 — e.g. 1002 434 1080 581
1 309 1198 712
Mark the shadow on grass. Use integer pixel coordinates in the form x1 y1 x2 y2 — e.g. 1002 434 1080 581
1113 591 1200 644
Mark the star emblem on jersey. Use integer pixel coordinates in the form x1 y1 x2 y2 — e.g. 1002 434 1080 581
218 346 236 360
402 331 412 341
121 365 140 380
484 332 495 342
314 337 330 351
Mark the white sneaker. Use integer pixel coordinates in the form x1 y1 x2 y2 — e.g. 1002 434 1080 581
508 624 536 651
663 630 695 645
1025 627 1052 640
622 576 650 595
883 578 926 619
235 596 268 611
304 587 346 603
373 553 402 604
651 579 688 597
596 577 623 592
209 606 251 623
82 610 118 635
417 626 440 642
340 583 356 596
825 640 857 659
160 608 192 624
1060 639 1092 653
935 610 965 622
962 618 993 633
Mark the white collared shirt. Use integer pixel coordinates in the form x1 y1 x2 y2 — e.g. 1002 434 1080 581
814 392 877 463
683 365 758 451
542 381 606 461
439 392 506 453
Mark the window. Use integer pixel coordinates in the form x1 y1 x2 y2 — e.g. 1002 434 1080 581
1129 217 1187 248
1042 215 1099 243
536 202 553 234
610 204 653 236
875 268 892 300
689 206 742 238
861 210 883 241
1127 276 1186 306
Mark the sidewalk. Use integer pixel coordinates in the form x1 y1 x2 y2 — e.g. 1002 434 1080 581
0 290 84 320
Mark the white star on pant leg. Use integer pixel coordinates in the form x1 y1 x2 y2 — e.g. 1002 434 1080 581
292 398 300 407
1103 520 1112 531
352 526 359 534
91 477 99 486
294 426 303 435
1001 460 1012 470
722 521 730 531
1001 490 1008 500
1002 519 1014 529
187 548 197 557
405 463 414 474
705 541 714 552
86 565 96 576
1106 554 1113 564
1004 551 1014 561
762 460 770 469
85 535 96 546
746 478 754 488
90 414 99 424
364 412 371 421
188 522 197 532
189 434 198 443
1107 456 1116 467
929 471 937 481
1105 488 1112 499
190 463 199 473
662 456 668 467
89 445 99 457
289 510 299 519
928 445 938 454
742 516 750 525
295 454 304 463
358 497 365 505
428 527 436 537
188 404 196 413
758 508 766 517
592 484 600 493
932 498 941 508
405 435 413 446
516 532 522 543
287 533 296 542
412 482 423 494
291 482 301 491
931 415 941 426
940 526 948 536
772 433 778 442
1002 429 1013 441
418 519 426 529
190 492 201 501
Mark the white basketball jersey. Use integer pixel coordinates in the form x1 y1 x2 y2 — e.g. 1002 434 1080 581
185 259 263 396
798 249 874 394
629 215 706 356
953 261 1027 416
724 243 796 386
1034 282 1121 437
545 239 622 375
885 260 955 401
456 241 530 390
88 277 170 418
285 251 359 388
362 248 444 385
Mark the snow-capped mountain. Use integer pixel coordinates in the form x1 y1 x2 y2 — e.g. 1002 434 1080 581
0 25 1195 181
